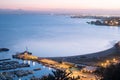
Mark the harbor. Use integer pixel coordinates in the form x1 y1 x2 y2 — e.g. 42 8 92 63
11 48 120 80
0 61 30 70
0 54 54 80
0 70 33 80
12 51 97 80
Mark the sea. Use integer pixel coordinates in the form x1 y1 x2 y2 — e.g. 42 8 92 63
0 14 120 58
0 14 120 80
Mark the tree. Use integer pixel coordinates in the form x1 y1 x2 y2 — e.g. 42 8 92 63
94 63 120 80
94 66 105 77
41 69 80 80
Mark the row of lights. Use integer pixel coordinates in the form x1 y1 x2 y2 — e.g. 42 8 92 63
101 58 118 67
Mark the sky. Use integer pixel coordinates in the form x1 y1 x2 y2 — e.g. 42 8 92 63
0 0 120 11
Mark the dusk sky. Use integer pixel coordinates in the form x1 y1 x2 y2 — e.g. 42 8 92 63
0 0 120 11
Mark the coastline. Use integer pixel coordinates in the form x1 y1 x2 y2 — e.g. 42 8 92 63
48 45 120 66
11 41 120 67
12 42 120 66
9 42 120 80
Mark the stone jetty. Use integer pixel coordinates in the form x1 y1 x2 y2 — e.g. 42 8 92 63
0 48 9 52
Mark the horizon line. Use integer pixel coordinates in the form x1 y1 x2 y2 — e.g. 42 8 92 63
1 8 120 11
1 8 120 15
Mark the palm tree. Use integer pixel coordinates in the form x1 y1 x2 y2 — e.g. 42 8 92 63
41 69 80 80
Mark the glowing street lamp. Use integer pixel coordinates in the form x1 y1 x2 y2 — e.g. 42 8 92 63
101 63 104 66
106 60 109 63
113 58 116 62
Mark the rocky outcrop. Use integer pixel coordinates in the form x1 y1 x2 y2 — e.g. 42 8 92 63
87 20 103 25
0 48 9 52
88 18 120 26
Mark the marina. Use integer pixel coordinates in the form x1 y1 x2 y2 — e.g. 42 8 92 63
0 61 30 70
0 70 33 80
0 54 53 80
12 51 98 80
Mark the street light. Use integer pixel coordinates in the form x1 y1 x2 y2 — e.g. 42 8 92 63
101 63 104 66
113 58 116 62
106 60 109 63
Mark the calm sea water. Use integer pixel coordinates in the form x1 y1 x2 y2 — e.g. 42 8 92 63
0 14 120 58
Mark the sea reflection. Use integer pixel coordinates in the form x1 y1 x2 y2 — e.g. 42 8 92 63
43 66 46 68
23 60 26 64
28 60 30 65
19 78 21 80
32 61 35 66
48 67 52 70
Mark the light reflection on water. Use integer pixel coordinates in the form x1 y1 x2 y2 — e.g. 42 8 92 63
3 59 53 80
32 61 35 66
0 59 53 80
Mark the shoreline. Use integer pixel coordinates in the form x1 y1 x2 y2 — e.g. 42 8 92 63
48 44 120 66
12 51 96 79
12 51 72 70
10 42 120 80
12 41 120 66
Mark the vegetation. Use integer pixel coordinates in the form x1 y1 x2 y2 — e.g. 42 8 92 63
94 63 120 80
40 69 80 80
